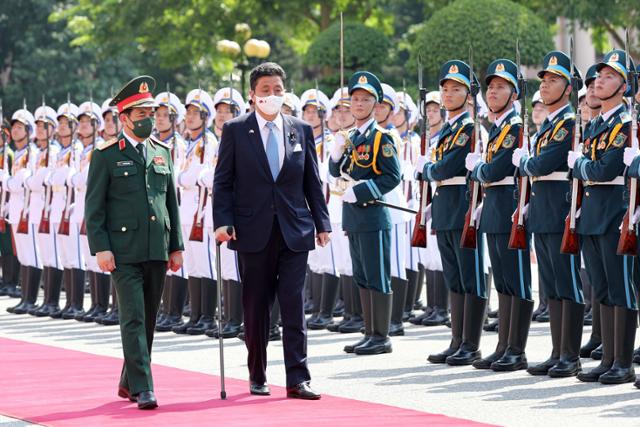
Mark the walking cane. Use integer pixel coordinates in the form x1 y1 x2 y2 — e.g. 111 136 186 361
216 226 233 399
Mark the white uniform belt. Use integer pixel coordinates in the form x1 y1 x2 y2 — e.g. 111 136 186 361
436 176 466 187
483 177 515 188
52 185 65 193
585 176 625 186
532 171 568 182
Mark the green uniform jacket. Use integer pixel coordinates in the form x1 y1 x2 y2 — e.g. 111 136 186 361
85 132 184 264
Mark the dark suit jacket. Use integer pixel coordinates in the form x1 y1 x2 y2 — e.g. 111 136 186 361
213 112 331 253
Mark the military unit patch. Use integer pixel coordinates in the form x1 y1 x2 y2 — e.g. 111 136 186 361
612 133 627 148
552 128 568 142
502 134 516 149
382 143 394 158
455 133 469 147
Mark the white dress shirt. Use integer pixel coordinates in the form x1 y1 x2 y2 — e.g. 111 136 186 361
255 111 285 169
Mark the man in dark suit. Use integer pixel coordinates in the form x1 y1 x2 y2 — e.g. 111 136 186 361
214 62 331 400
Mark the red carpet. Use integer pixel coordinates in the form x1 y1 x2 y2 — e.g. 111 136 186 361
0 337 496 426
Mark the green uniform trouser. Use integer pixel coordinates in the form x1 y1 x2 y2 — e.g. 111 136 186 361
0 226 13 256
348 229 391 294
113 260 166 395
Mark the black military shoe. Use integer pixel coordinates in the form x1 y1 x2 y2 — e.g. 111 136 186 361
548 357 581 378
591 344 603 360
446 345 481 366
472 350 504 370
491 351 528 372
527 357 559 376
598 363 636 384
577 363 612 383
250 382 271 396
427 346 458 364
580 336 602 358
136 391 158 410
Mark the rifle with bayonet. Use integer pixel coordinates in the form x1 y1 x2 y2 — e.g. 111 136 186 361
189 85 208 242
16 98 31 234
0 100 9 233
38 95 53 234
59 94 76 236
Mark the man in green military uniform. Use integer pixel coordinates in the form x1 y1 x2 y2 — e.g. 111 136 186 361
85 76 184 410
329 71 401 355
0 121 18 298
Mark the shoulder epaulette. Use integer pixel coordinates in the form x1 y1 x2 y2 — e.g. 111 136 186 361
98 138 118 151
510 116 523 125
461 117 474 127
149 134 171 149
563 112 576 120
620 111 632 124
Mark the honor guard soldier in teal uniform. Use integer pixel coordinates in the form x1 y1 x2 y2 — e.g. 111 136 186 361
416 60 487 366
576 49 638 385
466 59 533 371
85 76 184 409
512 51 585 378
328 71 401 355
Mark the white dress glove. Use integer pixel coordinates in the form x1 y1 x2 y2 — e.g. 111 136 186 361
512 147 527 167
330 132 347 161
465 152 482 172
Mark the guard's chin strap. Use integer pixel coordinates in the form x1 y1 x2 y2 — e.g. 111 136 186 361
489 88 514 115
544 81 570 107
598 81 625 102
448 88 470 113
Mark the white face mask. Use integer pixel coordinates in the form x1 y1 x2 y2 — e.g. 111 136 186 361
255 95 284 116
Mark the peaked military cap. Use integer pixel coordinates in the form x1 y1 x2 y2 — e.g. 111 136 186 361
109 75 158 113
485 59 520 98
584 64 598 88
596 49 637 96
439 60 480 92
537 51 583 90
348 71 383 103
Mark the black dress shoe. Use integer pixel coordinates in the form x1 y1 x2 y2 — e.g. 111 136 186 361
344 336 370 354
487 309 498 319
446 347 481 366
427 346 459 364
388 321 404 337
422 309 449 326
338 316 364 333
472 350 504 370
286 382 320 400
136 391 158 410
527 357 559 376
577 363 611 383
491 351 528 372
354 337 392 355
100 309 120 326
118 386 137 402
535 308 550 323
483 319 499 332
599 364 636 384
548 357 581 378
326 318 346 332
250 382 271 396
591 345 603 360
409 309 432 325
580 336 602 358
156 315 183 332
269 326 281 341
635 377 640 389
173 319 198 334
308 314 333 330
583 309 593 326
633 347 640 364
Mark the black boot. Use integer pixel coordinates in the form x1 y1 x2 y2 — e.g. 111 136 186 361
12 266 42 315
414 263 426 310
578 304 614 382
308 274 340 330
422 271 450 326
404 269 419 321
446 294 486 366
492 298 534 371
174 277 202 334
34 267 63 317
339 278 364 333
85 273 110 322
328 275 352 332
599 306 636 384
62 269 85 319
306 272 324 324
208 280 244 338
50 269 72 318
0 255 19 298
28 266 49 315
99 282 120 326
428 291 464 364
580 298 601 358
156 276 187 331
344 288 371 353
528 298 562 375
548 300 584 378
532 284 547 321
410 268 434 325
474 293 511 369
388 277 408 336
187 278 216 335
76 271 97 321
355 290 392 355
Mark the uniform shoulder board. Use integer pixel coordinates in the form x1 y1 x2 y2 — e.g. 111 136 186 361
375 125 390 134
563 112 576 120
510 116 523 125
149 134 171 149
461 117 474 126
98 138 118 151
620 112 632 124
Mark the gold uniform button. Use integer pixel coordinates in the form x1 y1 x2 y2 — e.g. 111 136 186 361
124 171 129 176
586 192 590 197
435 192 439 196
121 226 127 232
531 192 535 196
147 184 150 189
151 216 156 221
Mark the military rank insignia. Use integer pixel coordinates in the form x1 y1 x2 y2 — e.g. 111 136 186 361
612 133 627 148
382 143 394 158
502 134 516 149
552 128 568 142
455 133 469 147
356 145 371 161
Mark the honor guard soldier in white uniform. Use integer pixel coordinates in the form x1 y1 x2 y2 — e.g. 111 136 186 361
282 92 302 117
28 104 62 317
152 90 189 332
5 108 41 315
173 88 218 335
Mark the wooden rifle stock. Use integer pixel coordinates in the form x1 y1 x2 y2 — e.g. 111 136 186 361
508 117 530 249
189 131 207 242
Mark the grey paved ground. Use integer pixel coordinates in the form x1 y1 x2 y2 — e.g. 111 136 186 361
1 287 639 427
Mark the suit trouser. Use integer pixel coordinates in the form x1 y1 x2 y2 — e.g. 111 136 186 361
436 229 486 297
534 233 583 303
36 224 61 269
485 233 532 300
113 260 166 395
390 222 407 280
238 219 310 388
348 229 391 294
58 224 84 270
581 232 637 310
13 224 41 268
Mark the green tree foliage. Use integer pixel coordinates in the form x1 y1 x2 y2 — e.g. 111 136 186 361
410 0 554 88
305 21 390 91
